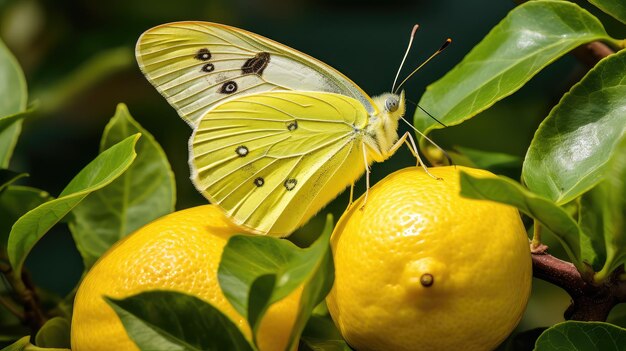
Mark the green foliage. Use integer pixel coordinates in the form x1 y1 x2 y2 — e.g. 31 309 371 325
34 318 70 349
588 0 626 24
0 0 625 349
415 0 613 144
0 185 51 254
0 336 30 351
69 104 175 268
0 38 27 168
0 170 26 193
218 215 334 350
0 35 176 347
460 51 626 276
105 291 254 351
0 111 30 169
7 134 139 274
301 316 352 351
459 172 588 268
534 321 626 350
451 146 522 172
523 50 626 204
579 132 626 281
0 335 70 351
0 186 51 254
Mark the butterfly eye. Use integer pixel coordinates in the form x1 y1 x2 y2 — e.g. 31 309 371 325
385 97 399 112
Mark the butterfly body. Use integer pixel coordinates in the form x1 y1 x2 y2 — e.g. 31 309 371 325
137 21 410 236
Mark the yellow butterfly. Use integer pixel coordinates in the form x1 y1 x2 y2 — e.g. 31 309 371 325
136 22 446 236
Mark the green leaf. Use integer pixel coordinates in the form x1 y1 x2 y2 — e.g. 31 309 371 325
453 146 522 171
1 336 70 351
0 38 28 168
0 39 27 115
0 336 70 351
0 109 35 169
1 336 30 351
534 321 626 350
34 318 70 349
459 171 588 268
0 186 51 252
588 0 626 24
70 104 175 268
578 184 610 272
414 0 611 140
7 134 139 273
0 106 36 167
301 315 352 351
523 50 626 204
105 291 254 351
0 170 27 193
219 215 334 350
580 133 626 281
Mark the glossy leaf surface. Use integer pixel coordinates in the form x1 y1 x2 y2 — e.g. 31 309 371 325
579 133 626 280
7 135 139 273
588 0 626 24
523 50 626 204
219 216 334 350
0 39 27 167
70 104 175 268
459 171 587 267
106 291 254 351
415 1 610 141
534 321 626 350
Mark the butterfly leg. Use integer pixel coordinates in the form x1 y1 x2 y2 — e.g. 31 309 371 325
346 182 355 211
392 132 442 180
360 143 371 210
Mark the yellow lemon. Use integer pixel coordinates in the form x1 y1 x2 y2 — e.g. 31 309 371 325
71 205 301 351
327 166 532 351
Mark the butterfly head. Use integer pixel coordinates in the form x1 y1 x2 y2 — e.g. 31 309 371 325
373 90 406 120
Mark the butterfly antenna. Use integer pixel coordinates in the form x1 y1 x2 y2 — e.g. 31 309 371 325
406 98 447 128
391 24 419 93
394 38 452 94
400 116 453 165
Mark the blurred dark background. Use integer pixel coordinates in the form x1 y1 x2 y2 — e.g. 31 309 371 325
2 0 625 341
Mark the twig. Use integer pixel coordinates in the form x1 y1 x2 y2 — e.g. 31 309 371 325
531 244 626 321
571 42 616 69
1 263 48 332
531 223 542 250
0 294 24 320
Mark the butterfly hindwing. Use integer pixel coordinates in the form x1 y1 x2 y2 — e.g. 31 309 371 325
190 91 368 235
136 21 376 126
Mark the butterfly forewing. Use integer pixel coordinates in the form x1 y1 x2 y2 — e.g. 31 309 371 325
136 21 376 126
190 91 368 235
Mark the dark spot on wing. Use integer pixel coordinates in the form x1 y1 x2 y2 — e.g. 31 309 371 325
284 178 297 191
236 145 248 157
221 81 238 94
242 52 270 75
201 63 214 72
195 48 211 61
287 121 298 131
254 177 264 187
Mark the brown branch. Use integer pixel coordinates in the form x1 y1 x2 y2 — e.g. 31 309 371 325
571 42 616 69
531 244 626 321
0 262 48 333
